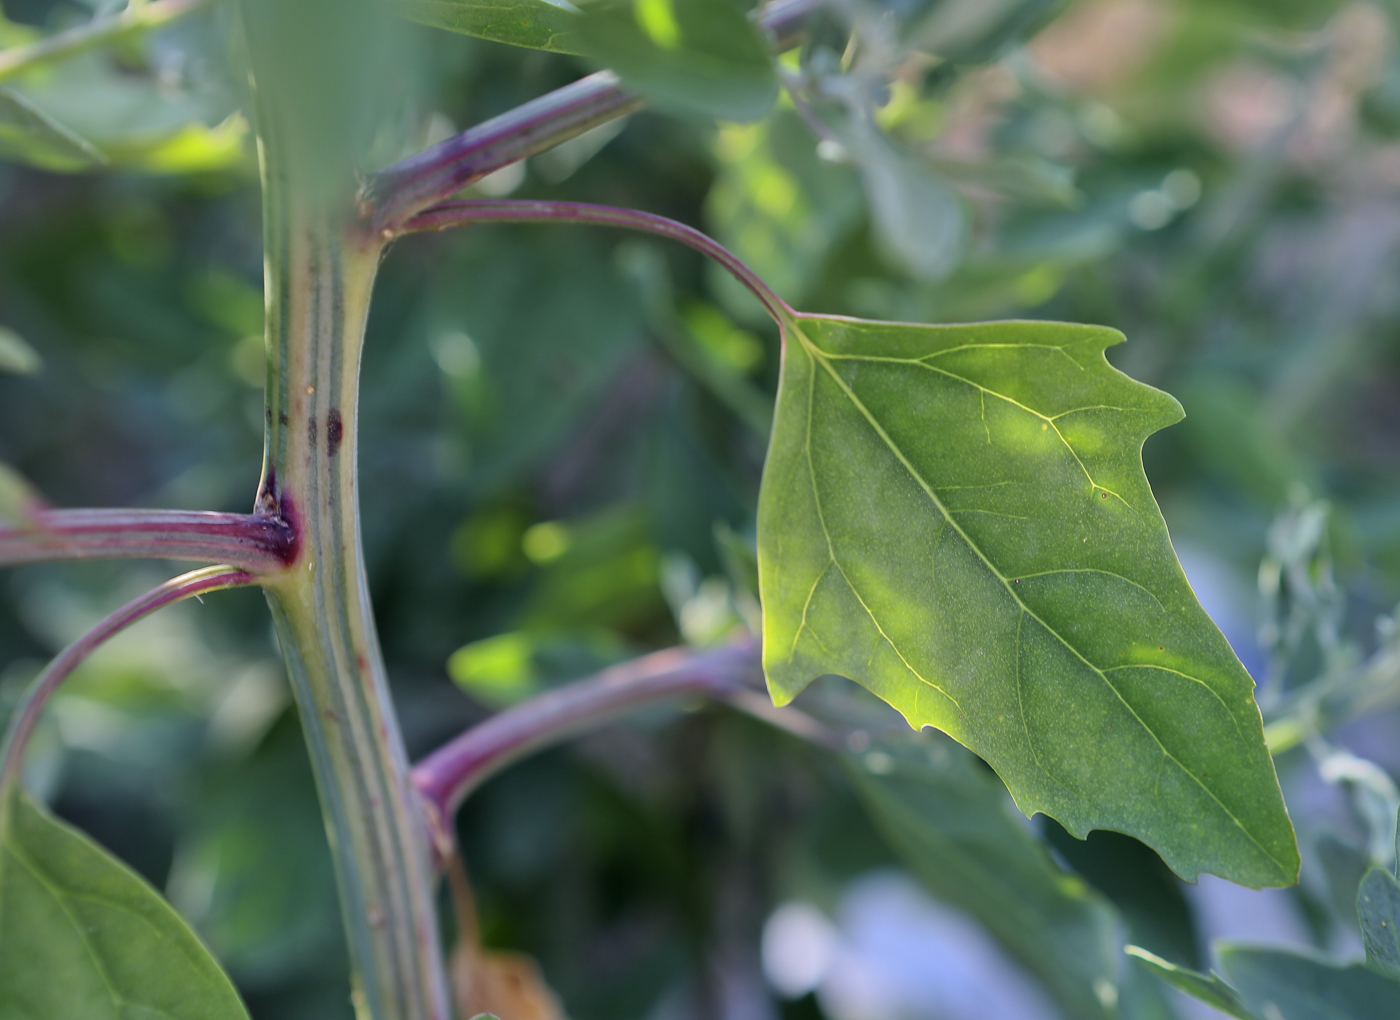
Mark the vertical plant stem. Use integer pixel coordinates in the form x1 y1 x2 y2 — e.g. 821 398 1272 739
254 179 450 1019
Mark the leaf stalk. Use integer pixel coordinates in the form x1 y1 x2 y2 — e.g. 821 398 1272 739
0 507 294 572
0 564 253 790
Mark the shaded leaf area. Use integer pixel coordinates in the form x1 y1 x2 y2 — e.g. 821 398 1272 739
577 0 776 122
0 87 104 170
758 315 1297 887
1134 942 1400 1020
0 784 251 1020
1222 946 1400 1020
841 725 1120 1020
398 0 581 54
0 6 248 176
1359 866 1400 977
1128 946 1257 1020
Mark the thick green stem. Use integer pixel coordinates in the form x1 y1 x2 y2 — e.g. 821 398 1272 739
254 191 450 1019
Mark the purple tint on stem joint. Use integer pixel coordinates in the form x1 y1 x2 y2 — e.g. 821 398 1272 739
0 565 255 789
0 508 296 572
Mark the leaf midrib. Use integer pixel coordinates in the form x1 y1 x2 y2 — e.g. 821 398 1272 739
790 321 1289 880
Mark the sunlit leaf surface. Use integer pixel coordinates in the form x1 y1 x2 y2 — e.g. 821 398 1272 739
758 315 1298 887
397 0 581 53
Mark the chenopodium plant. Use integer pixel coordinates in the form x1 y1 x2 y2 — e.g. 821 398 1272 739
0 0 1323 1018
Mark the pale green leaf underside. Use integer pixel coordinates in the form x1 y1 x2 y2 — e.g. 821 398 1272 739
396 0 581 54
757 315 1298 888
1359 867 1400 977
1127 946 1258 1020
0 786 250 1020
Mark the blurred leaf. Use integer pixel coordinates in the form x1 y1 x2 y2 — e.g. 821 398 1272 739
0 462 44 526
846 728 1121 1020
452 944 565 1020
843 120 967 280
1127 946 1258 1020
758 315 1298 887
0 326 39 375
521 509 663 633
578 0 776 122
431 226 646 489
168 712 343 989
1219 945 1400 1019
1359 867 1400 978
398 0 582 53
0 785 251 1019
1043 820 1201 968
708 113 864 307
0 86 106 170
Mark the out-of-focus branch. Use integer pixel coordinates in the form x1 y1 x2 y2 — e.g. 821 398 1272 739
363 0 824 232
0 0 213 84
0 508 296 573
0 564 255 788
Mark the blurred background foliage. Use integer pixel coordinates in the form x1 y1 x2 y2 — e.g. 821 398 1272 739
4 0 1400 1017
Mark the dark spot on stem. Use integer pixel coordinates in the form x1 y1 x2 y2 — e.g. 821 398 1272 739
327 409 343 458
279 411 289 426
308 414 318 446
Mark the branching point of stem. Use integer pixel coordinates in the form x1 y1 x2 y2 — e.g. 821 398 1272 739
0 508 296 573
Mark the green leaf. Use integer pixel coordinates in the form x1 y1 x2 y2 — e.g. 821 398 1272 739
0 785 251 1020
846 727 1121 1019
397 0 582 52
1126 946 1259 1020
0 326 40 375
577 0 777 122
1220 945 1400 1019
1359 867 1400 977
756 316 1299 887
0 462 43 526
0 86 106 171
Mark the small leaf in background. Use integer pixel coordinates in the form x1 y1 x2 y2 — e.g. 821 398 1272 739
1127 946 1259 1020
577 0 776 122
758 316 1298 887
452 946 566 1020
0 785 251 1020
844 121 968 280
1359 867 1400 977
0 326 39 375
0 462 44 526
398 0 582 53
1219 945 1400 1019
842 726 1121 1019
0 87 106 171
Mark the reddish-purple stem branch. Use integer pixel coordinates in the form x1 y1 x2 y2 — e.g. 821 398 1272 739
366 72 643 234
411 640 763 822
0 508 295 573
364 0 823 232
0 565 255 787
401 200 793 324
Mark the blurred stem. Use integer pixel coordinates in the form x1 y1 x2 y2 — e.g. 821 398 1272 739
363 0 822 232
0 0 210 83
400 200 792 325
0 565 252 790
0 508 293 571
252 145 450 1020
411 641 766 839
